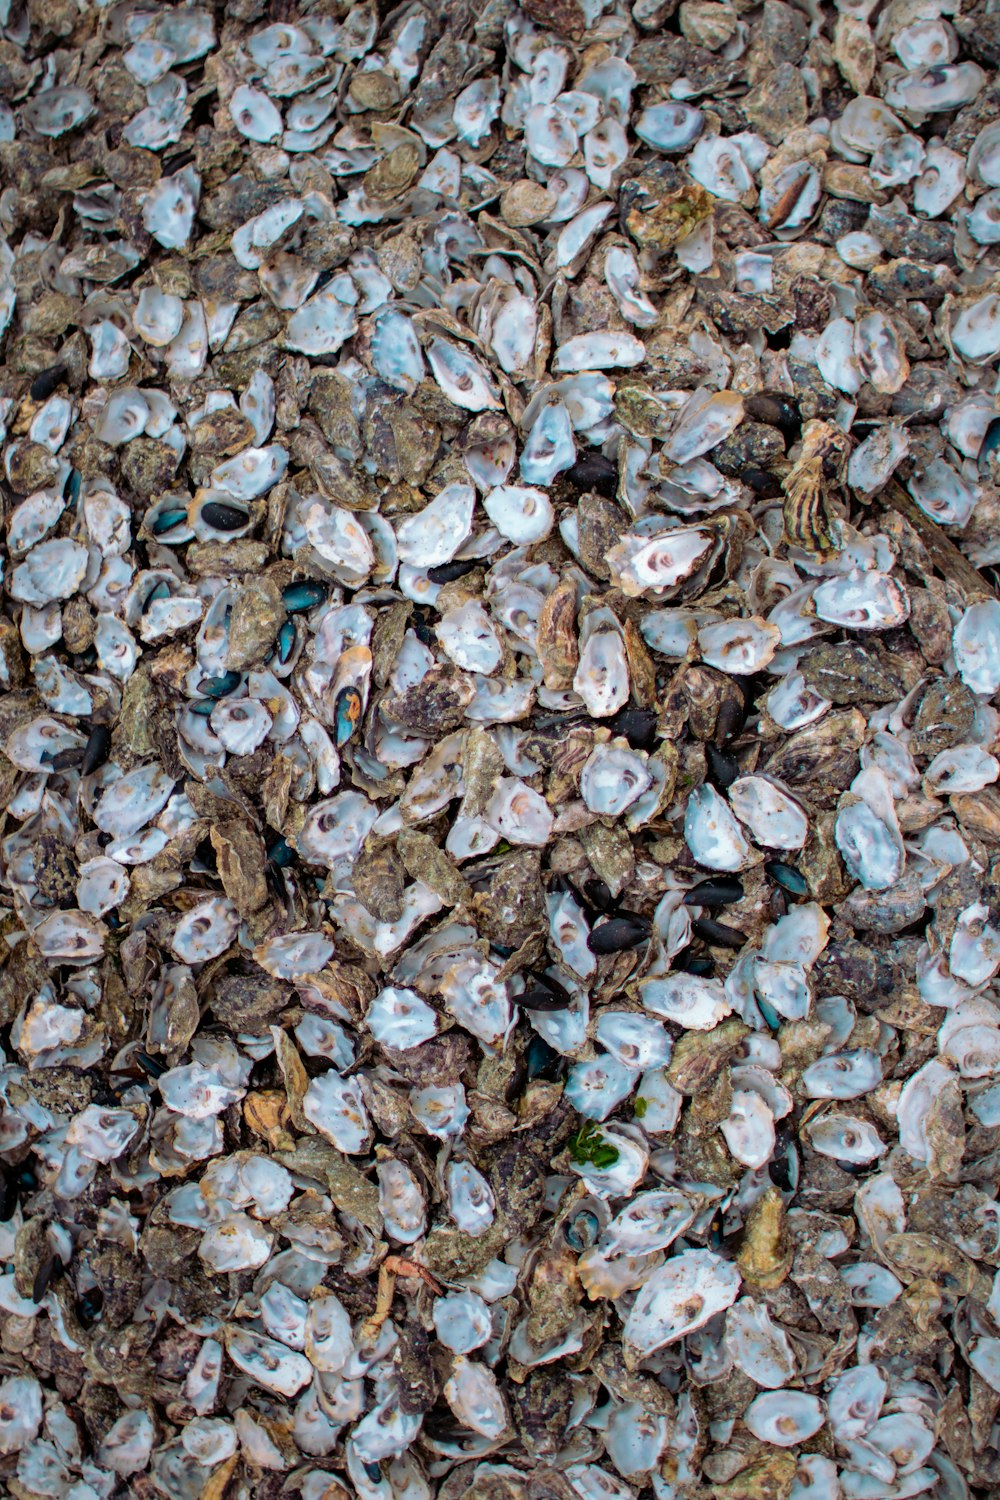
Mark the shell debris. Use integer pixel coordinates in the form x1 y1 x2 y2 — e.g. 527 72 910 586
0 0 998 1494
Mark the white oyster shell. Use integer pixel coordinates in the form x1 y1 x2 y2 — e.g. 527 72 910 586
230 84 283 142
302 1072 372 1153
729 776 808 850
745 1391 825 1446
623 1250 741 1361
685 784 751 871
444 1357 508 1439
726 1300 797 1388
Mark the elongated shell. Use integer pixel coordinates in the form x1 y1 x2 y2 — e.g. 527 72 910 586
685 784 750 870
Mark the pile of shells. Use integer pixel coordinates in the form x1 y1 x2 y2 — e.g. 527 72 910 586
0 0 1000 1494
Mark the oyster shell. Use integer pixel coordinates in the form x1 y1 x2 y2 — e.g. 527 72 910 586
0 0 996 1490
